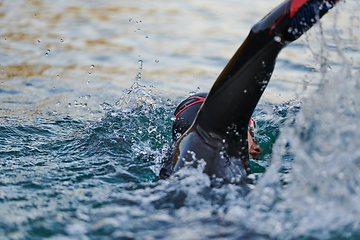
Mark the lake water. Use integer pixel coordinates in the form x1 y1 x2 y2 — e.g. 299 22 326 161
1 0 360 239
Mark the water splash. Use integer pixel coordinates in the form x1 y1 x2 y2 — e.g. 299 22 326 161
246 5 360 238
246 68 360 240
97 60 174 177
101 60 157 115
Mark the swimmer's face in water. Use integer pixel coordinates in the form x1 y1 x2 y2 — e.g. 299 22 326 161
247 131 263 160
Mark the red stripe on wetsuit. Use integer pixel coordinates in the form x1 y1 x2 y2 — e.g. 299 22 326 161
270 0 308 34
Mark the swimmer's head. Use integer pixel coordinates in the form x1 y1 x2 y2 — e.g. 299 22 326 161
172 93 207 141
172 93 258 142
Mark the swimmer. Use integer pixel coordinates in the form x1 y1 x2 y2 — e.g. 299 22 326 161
161 0 340 181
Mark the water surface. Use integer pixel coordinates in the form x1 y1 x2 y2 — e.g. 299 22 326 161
1 0 360 239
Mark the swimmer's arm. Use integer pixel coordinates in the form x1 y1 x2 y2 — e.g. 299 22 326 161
195 0 339 138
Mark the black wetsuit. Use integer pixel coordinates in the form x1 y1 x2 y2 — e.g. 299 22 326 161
161 0 339 181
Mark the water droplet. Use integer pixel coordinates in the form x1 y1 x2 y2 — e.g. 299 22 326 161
166 99 172 105
90 64 95 69
84 95 91 99
45 49 50 56
171 116 176 121
56 74 59 78
60 38 64 43
56 101 61 106
155 59 159 63
145 36 149 39
137 28 140 31
68 103 71 107
244 89 247 93
4 37 7 40
34 14 37 17
274 36 281 43
129 18 132 22
87 80 90 84
134 60 144 83
37 39 41 43
88 71 92 74
148 126 157 134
